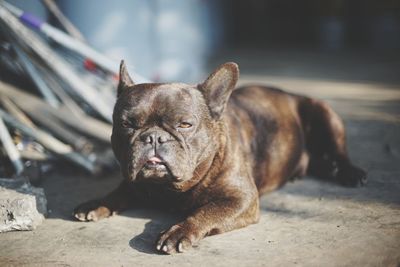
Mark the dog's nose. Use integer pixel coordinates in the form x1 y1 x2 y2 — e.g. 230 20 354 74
142 131 171 145
144 134 153 144
157 134 168 144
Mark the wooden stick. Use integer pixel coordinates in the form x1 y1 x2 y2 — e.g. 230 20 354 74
0 6 114 122
2 1 150 83
0 81 112 142
20 149 49 161
40 0 86 43
0 108 98 174
0 114 24 176
0 95 36 129
29 109 94 153
14 46 60 108
35 64 85 118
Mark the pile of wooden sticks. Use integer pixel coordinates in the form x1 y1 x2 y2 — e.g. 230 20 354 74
0 1 133 181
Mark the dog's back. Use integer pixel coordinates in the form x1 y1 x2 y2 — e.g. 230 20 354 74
227 84 366 193
227 85 307 194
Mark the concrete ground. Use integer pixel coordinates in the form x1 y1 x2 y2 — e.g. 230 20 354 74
1 50 400 266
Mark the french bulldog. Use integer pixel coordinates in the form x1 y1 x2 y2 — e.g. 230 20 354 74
74 61 366 254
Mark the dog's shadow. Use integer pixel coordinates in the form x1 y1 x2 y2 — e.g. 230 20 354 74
125 209 183 254
38 170 185 255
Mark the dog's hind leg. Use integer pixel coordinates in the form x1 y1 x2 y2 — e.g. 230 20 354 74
300 99 367 187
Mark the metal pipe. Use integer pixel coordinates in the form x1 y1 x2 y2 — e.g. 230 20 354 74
0 81 112 142
1 1 150 83
14 46 60 108
0 95 36 129
0 108 98 174
40 0 86 43
0 114 24 176
0 5 113 122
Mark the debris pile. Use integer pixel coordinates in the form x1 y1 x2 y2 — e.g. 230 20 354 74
0 1 141 183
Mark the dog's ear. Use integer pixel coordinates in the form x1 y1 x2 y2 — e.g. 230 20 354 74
118 60 135 97
199 62 239 119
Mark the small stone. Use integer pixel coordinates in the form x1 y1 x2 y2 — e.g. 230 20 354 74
0 178 47 233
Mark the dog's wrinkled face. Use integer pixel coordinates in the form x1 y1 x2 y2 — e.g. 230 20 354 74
111 61 239 191
112 83 213 189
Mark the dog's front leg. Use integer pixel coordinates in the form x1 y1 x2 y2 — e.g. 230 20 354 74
156 196 259 254
74 180 134 222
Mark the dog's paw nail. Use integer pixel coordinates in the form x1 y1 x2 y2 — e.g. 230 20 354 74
87 211 98 221
74 213 86 221
178 242 184 253
162 245 168 253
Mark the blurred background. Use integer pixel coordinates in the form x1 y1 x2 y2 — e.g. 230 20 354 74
0 0 399 182
6 0 400 82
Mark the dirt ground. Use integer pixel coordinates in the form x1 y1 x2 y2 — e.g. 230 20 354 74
1 51 400 266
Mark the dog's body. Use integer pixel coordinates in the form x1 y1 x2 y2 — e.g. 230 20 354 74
74 62 366 254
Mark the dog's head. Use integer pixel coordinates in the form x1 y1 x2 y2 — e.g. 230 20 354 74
111 61 239 191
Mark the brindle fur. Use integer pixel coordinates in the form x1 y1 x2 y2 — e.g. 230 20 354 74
74 62 366 254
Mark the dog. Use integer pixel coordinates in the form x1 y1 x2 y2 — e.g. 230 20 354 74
74 61 366 254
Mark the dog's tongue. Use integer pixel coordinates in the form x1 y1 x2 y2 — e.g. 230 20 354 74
147 156 162 164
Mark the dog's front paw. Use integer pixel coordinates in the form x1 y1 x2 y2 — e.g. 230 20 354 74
336 164 367 187
73 200 113 222
156 223 200 254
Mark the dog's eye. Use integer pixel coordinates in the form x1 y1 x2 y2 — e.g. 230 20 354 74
178 122 192 129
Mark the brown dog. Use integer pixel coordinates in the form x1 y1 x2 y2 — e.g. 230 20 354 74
74 61 366 254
